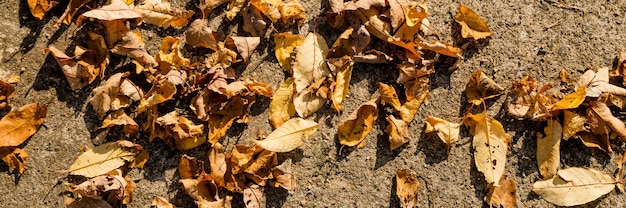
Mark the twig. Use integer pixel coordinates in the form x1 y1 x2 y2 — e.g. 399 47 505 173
544 0 586 13
544 19 563 30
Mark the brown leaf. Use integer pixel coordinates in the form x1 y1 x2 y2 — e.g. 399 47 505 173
57 0 91 25
396 169 422 208
378 82 402 111
156 36 190 72
0 103 47 147
418 41 463 58
27 0 59 20
386 115 411 150
64 197 113 208
589 101 626 141
454 5 492 40
0 79 15 109
200 0 230 15
584 67 626 98
243 184 264 208
151 196 174 208
110 30 158 73
226 0 247 20
485 175 517 208
338 99 379 147
577 132 612 153
278 0 306 25
156 111 206 150
76 0 141 25
0 147 28 174
537 119 561 179
133 0 194 28
226 36 261 63
249 0 281 22
88 73 133 118
70 175 128 200
244 150 278 185
44 46 100 91
179 154 200 179
507 76 537 118
327 26 370 58
100 110 139 134
209 143 227 186
242 6 268 37
208 96 252 144
185 19 218 50
464 112 511 185
465 70 504 105
137 79 176 113
399 78 429 122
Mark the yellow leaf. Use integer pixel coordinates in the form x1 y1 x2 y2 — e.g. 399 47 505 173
395 169 422 208
278 0 306 25
156 36 190 71
133 0 194 28
537 119 561 179
0 147 28 174
378 82 402 111
185 19 218 50
225 0 247 20
100 110 139 134
269 78 296 128
67 141 147 177
293 90 326 118
208 96 248 144
137 80 177 113
151 197 174 208
0 79 15 109
338 99 378 147
0 103 47 147
274 33 303 72
27 0 58 20
465 70 504 105
485 175 516 208
88 73 128 118
424 116 461 147
550 87 586 112
255 118 318 152
464 112 510 185
454 5 492 40
386 115 411 150
250 0 282 22
293 32 330 92
399 79 429 122
533 167 616 206
330 58 354 112
562 110 586 140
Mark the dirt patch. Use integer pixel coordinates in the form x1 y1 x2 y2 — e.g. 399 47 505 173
1 0 626 207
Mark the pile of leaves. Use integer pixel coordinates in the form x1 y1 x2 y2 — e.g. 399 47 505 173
9 0 626 207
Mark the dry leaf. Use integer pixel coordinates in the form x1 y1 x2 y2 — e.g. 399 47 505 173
242 6 268 37
0 147 28 174
279 0 306 25
156 36 190 72
244 150 278 185
585 67 626 97
67 141 147 177
0 103 47 147
77 0 141 24
200 0 230 14
537 119 561 179
249 0 281 22
399 79 429 123
396 169 422 208
226 36 261 62
207 96 250 144
137 79 177 113
327 27 370 58
464 112 511 186
424 116 461 148
185 19 218 50
560 69 573 83
274 33 303 72
70 175 128 201
243 184 264 208
485 175 516 208
562 110 586 140
293 90 326 118
533 167 616 206
577 132 612 153
226 0 247 20
100 110 139 134
28 0 58 20
418 41 463 58
0 79 15 109
465 70 504 105
589 101 626 141
507 76 537 118
111 30 158 73
337 99 378 147
454 5 492 40
133 0 194 28
386 115 411 150
155 111 206 150
64 196 113 208
179 154 200 179
209 143 227 186
378 82 402 111
89 73 129 118
151 197 174 208
269 78 296 128
293 32 330 92
44 46 99 91
255 118 318 152
329 57 354 112
57 0 91 25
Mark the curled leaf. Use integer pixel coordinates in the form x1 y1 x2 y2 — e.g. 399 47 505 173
0 147 28 174
424 116 461 148
185 19 218 50
454 5 492 40
338 99 378 147
465 70 504 105
28 0 59 20
0 79 15 109
386 115 411 150
133 0 194 28
255 118 318 152
396 169 422 208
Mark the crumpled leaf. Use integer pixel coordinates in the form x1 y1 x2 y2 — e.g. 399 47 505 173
199 0 230 14
242 6 268 37
137 79 177 113
562 110 586 140
0 147 28 174
0 103 47 147
57 0 91 25
226 0 247 20
279 0 306 25
44 46 100 91
464 112 511 186
250 0 281 22
0 79 15 109
454 5 492 40
537 119 561 179
465 70 504 105
69 175 128 201
329 57 354 112
577 132 612 153
226 36 261 62
111 30 158 73
179 154 200 180
583 67 626 97
485 175 516 208
76 0 142 25
155 111 206 150
532 167 616 206
418 41 463 59
507 76 537 118
185 19 218 50
89 73 142 118
209 143 227 186
269 78 296 128
207 96 251 144
151 196 174 208
274 33 303 72
133 0 194 28
425 116 461 148
589 101 626 141
378 82 402 111
28 0 58 20
255 118 318 152
386 115 411 150
327 26 370 58
338 99 378 147
400 79 429 122
100 110 139 134
156 36 190 72
67 141 148 177
293 32 330 92
396 169 422 208
243 184 264 208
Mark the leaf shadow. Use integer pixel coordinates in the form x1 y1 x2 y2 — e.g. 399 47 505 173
388 174 401 208
10 0 68 61
265 187 289 208
374 113 406 170
416 131 449 166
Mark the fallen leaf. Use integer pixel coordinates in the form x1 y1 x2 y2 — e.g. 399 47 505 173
64 197 113 208
156 36 190 72
584 67 626 97
0 79 15 109
86 32 110 78
399 79 429 123
151 196 174 208
338 99 378 147
44 46 99 91
577 132 612 153
88 73 128 118
249 0 281 22
293 32 330 92
100 110 139 134
269 78 296 128
279 0 306 25
244 150 277 185
507 76 537 118
378 82 402 111
537 119 561 179
185 19 218 50
7 75 20 84
57 0 91 25
533 167 616 206
137 79 177 113
274 33 303 72
464 112 511 185
226 36 261 62
560 69 573 83
562 110 586 140
67 141 147 177
465 70 504 105
418 41 463 58
156 111 206 150
242 6 268 37
243 184 264 208
396 169 422 208
226 0 247 20
293 90 326 118
76 0 142 24
386 115 411 150
328 27 370 58
133 0 194 28
0 103 47 147
424 116 461 148
209 143 227 187
329 57 354 112
485 175 516 208
179 154 200 179
207 96 250 144
255 118 318 152
589 101 626 141
27 0 59 20
454 5 492 40
70 175 128 201
0 147 28 174
199 0 230 14
110 30 159 73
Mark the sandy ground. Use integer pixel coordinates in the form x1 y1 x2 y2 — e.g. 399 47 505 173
1 0 626 207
